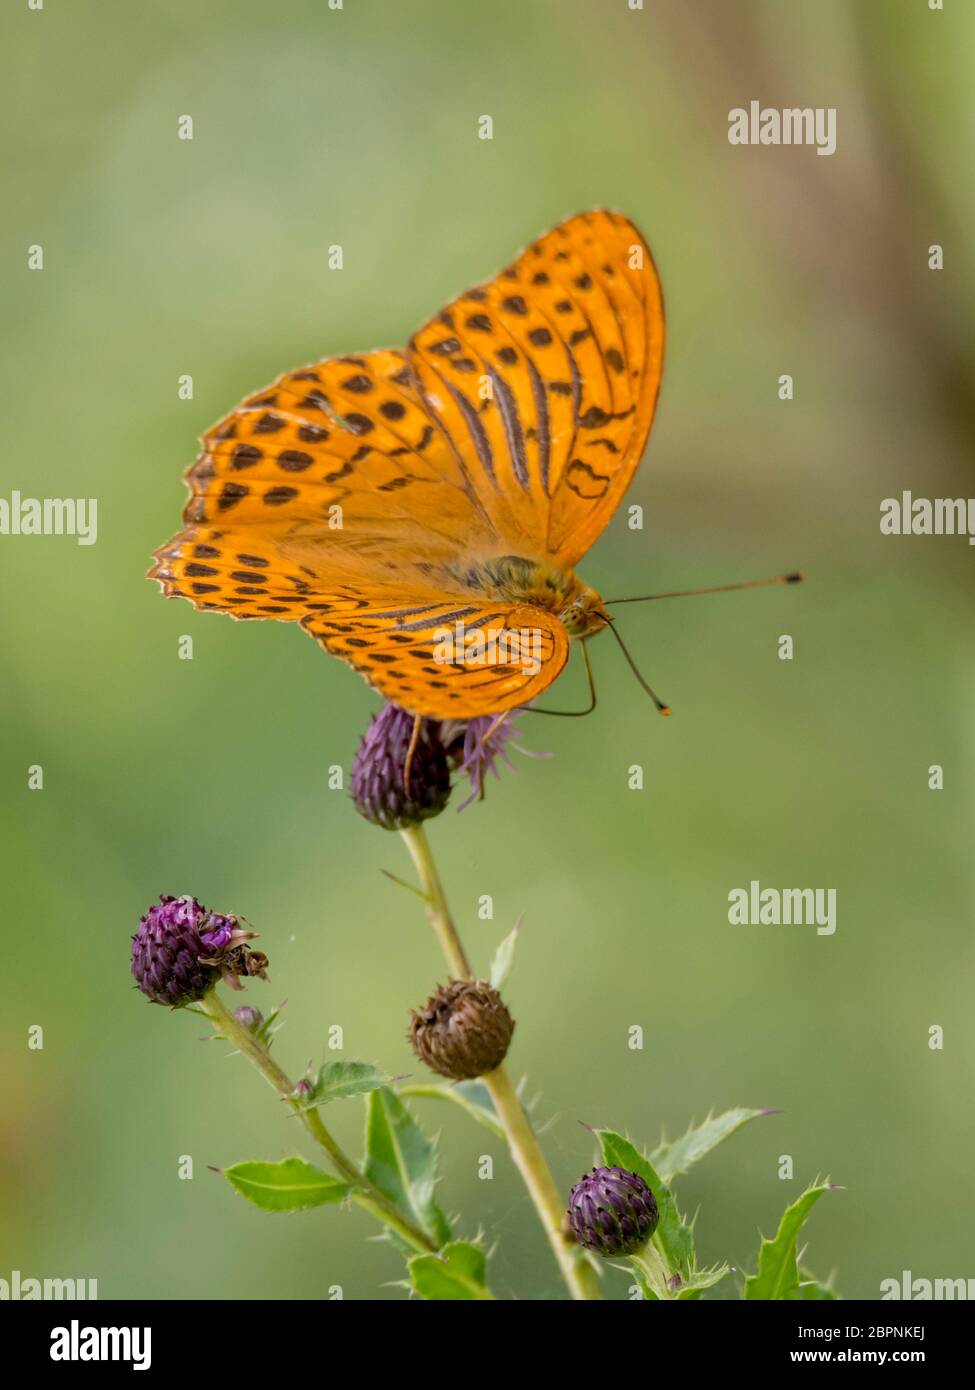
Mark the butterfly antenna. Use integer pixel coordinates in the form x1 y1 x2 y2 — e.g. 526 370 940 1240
524 638 597 717
604 571 804 605
605 620 671 716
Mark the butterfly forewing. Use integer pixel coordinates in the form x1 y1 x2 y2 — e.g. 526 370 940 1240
409 209 664 569
184 347 496 553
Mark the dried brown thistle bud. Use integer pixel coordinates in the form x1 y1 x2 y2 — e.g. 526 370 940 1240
408 979 514 1080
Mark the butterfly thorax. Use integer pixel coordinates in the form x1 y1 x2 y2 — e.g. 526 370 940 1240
451 554 609 639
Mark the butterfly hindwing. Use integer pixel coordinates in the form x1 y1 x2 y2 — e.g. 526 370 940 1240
151 515 566 716
303 596 568 717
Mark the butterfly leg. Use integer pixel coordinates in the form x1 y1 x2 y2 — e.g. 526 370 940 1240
403 712 423 795
524 638 598 717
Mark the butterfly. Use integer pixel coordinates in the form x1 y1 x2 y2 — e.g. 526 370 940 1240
149 210 665 719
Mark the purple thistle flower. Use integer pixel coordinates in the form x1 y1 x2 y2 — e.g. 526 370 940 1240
131 895 221 1007
350 703 451 830
350 703 547 824
131 894 267 1007
567 1165 659 1257
199 913 236 950
440 710 548 810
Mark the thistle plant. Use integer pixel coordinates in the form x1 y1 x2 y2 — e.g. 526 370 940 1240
132 705 840 1302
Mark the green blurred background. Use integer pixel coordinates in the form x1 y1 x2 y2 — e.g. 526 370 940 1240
2 0 973 1300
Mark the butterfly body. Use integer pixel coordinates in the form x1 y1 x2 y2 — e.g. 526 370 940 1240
151 210 664 718
439 552 609 638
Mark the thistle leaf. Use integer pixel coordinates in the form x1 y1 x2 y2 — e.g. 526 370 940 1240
408 1240 495 1300
674 1263 731 1299
222 1156 351 1212
396 1079 505 1140
365 1086 452 1247
298 1060 385 1108
489 917 521 990
652 1107 775 1182
744 1183 833 1300
786 1267 839 1300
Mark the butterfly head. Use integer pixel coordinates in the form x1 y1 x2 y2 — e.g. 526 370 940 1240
559 584 611 639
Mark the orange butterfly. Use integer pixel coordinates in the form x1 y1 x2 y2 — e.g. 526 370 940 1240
150 210 665 718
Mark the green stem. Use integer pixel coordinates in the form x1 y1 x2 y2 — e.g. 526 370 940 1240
631 1243 676 1300
401 825 471 977
199 989 437 1255
399 823 603 1302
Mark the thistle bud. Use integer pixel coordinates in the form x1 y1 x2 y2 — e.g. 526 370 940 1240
409 979 514 1080
234 1005 264 1032
566 1166 659 1257
351 703 451 830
